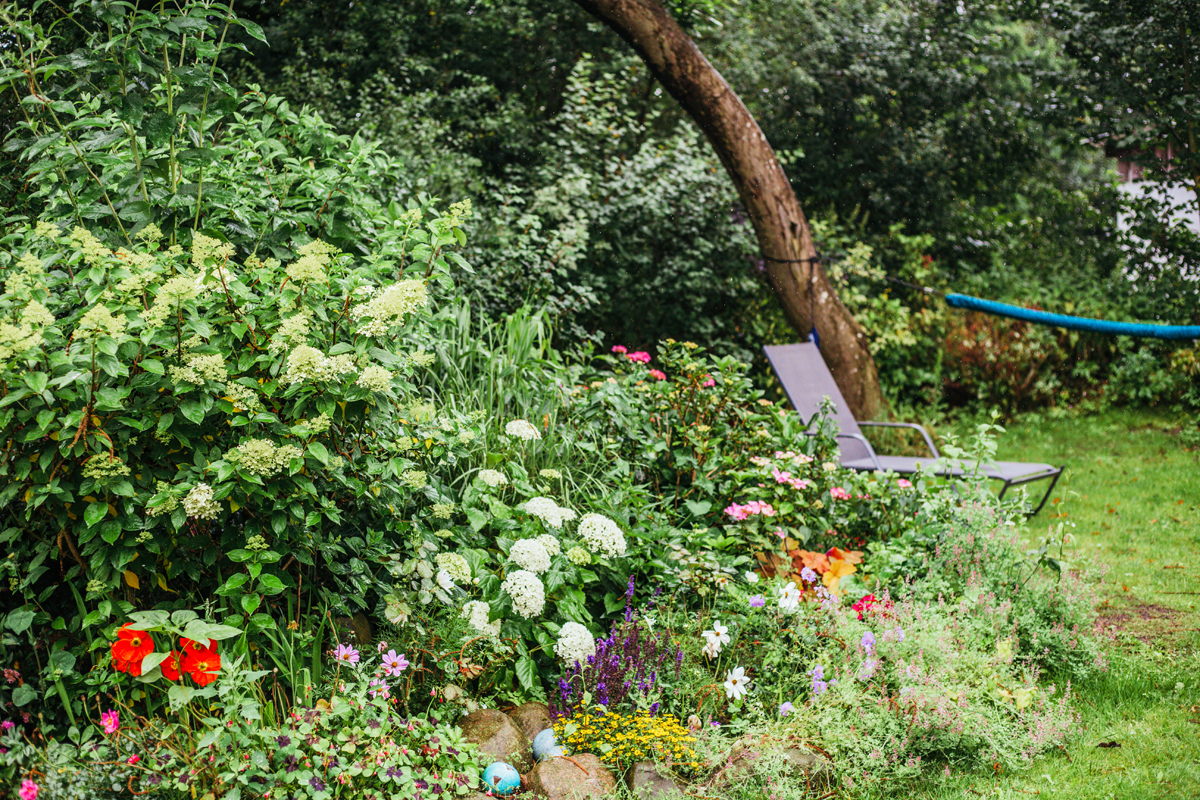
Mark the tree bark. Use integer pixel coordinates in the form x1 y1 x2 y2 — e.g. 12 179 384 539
573 0 884 420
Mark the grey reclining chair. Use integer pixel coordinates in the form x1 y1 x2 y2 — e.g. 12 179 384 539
764 342 1064 515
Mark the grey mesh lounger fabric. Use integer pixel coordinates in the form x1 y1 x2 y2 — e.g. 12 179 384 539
764 342 1064 515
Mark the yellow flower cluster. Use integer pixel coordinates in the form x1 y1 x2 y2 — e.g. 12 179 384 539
553 710 700 771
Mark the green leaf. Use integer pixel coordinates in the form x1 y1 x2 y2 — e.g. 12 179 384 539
179 400 205 425
238 17 267 43
215 574 250 596
22 372 48 394
12 684 37 706
256 573 285 595
241 593 261 615
84 501 108 528
6 607 35 634
515 656 538 693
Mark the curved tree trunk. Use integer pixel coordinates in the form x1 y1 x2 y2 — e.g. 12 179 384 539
573 0 884 420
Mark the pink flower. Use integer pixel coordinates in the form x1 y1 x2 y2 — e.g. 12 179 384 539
648 369 666 380
381 650 409 677
772 468 793 484
1 720 13 731
701 375 715 387
744 500 776 517
775 529 786 539
789 478 812 490
626 351 651 363
127 755 140 765
333 643 360 664
19 779 39 800
100 709 119 734
611 345 627 354
829 487 851 501
897 478 913 489
724 503 750 521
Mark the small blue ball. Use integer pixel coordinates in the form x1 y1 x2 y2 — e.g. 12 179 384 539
532 728 565 761
482 761 521 796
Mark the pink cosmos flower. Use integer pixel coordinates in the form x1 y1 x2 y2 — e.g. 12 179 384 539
333 643 360 664
127 755 140 765
611 345 628 354
100 709 119 734
829 487 851 501
19 779 38 800
897 478 913 489
648 369 666 380
381 650 409 677
626 351 651 363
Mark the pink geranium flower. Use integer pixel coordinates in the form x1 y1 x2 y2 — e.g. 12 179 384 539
648 369 666 380
626 351 651 363
701 375 715 387
897 478 913 488
611 345 627 354
829 487 851 501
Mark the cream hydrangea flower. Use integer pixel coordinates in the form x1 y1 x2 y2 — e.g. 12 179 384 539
509 538 552 574
356 364 393 392
501 570 545 619
351 280 427 336
462 600 501 638
478 469 508 488
225 439 302 477
282 345 357 384
285 240 339 284
554 622 596 665
181 483 220 520
537 534 561 557
566 546 590 566
578 513 626 557
435 553 472 584
522 497 576 529
504 419 541 440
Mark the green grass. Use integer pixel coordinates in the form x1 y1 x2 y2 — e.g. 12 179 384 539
903 407 1200 800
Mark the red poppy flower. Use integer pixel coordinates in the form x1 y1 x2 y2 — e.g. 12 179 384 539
180 637 213 654
181 643 221 686
161 650 183 682
112 655 143 677
111 624 155 672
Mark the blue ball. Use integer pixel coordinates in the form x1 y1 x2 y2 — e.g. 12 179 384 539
482 761 521 796
532 728 565 761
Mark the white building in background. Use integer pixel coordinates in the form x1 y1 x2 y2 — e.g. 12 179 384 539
1112 143 1200 236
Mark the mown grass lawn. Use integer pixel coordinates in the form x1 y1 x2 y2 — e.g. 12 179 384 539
902 408 1200 800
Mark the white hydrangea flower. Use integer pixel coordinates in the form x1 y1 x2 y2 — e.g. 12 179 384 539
504 419 542 440
577 513 626 557
566 546 590 566
501 569 545 619
435 553 471 584
478 469 508 487
462 600 501 638
181 483 220 520
509 538 552 574
521 497 576 529
554 622 596 665
537 534 561 557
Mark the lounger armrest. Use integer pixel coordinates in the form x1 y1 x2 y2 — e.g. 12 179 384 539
858 421 940 458
835 433 883 471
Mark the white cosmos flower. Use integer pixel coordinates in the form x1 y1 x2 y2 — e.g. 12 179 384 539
724 666 750 700
745 571 759 584
436 569 455 591
705 621 731 648
778 581 801 614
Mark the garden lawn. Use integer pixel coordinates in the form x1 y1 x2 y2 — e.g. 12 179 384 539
902 408 1200 800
